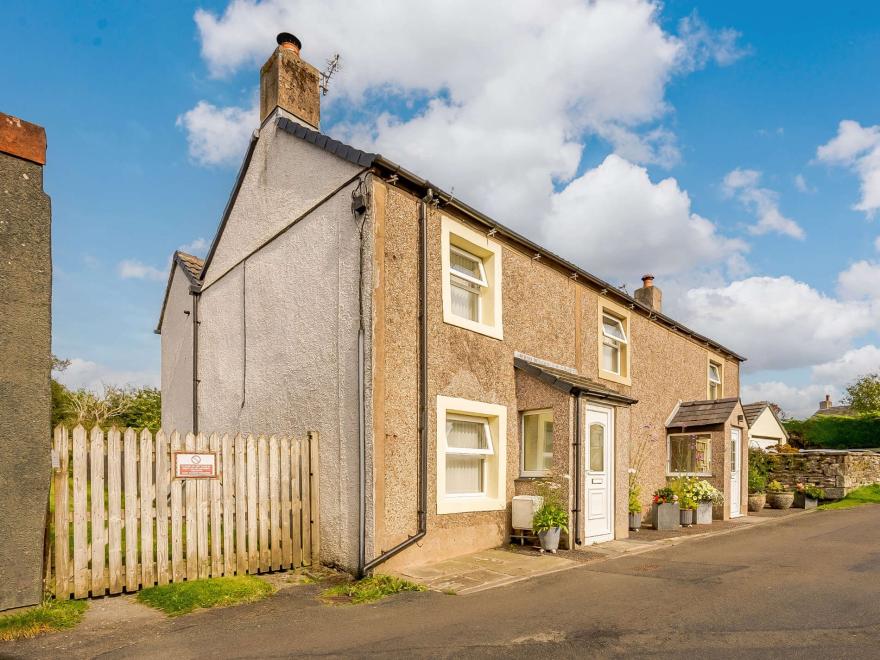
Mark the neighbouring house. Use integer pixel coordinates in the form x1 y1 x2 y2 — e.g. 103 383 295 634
0 112 52 610
157 34 748 574
812 394 854 418
743 402 788 450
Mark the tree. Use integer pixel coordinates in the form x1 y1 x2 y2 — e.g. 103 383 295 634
843 373 880 414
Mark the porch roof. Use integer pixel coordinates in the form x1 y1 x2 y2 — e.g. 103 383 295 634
667 398 739 429
513 357 638 406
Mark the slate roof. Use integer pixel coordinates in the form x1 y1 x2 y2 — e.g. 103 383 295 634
176 251 204 283
667 398 739 429
513 357 638 405
813 404 854 417
742 402 769 427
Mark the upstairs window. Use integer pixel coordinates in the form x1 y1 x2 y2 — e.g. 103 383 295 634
708 360 722 400
441 215 503 340
449 246 488 323
601 314 628 376
521 409 553 477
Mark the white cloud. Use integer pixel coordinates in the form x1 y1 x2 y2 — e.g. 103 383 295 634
837 260 880 300
722 168 805 239
793 173 814 193
811 344 880 385
816 119 880 217
541 154 747 284
185 0 745 233
118 259 166 282
741 381 830 419
179 237 209 257
679 276 875 371
176 99 258 166
55 358 159 392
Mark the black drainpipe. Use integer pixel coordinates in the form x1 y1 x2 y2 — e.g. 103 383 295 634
572 392 581 545
191 286 201 434
361 188 432 575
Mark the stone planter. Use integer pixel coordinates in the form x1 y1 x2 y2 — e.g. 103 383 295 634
766 491 794 510
696 502 713 524
794 492 818 509
748 493 766 512
652 502 680 530
629 511 642 531
680 508 695 526
538 527 561 553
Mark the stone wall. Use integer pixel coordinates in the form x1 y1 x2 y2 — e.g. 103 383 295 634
766 450 880 499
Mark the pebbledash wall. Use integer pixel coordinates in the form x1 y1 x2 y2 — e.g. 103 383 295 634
767 450 880 499
371 177 743 569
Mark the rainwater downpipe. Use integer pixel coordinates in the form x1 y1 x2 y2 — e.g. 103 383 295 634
191 287 201 434
572 392 582 545
360 187 432 576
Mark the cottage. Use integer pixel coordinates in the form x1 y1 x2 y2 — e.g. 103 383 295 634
812 394 854 418
157 34 748 573
743 401 788 450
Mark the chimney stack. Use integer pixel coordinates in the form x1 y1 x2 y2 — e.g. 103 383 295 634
819 394 832 410
634 274 662 312
260 32 321 129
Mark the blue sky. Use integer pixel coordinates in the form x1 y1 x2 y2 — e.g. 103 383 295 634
3 1 879 417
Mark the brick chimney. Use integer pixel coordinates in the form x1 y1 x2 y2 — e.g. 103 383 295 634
260 32 321 129
819 394 832 410
634 274 662 312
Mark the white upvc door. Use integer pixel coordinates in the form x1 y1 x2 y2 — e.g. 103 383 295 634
730 427 743 518
584 404 614 544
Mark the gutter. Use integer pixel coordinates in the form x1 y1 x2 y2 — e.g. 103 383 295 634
360 188 432 575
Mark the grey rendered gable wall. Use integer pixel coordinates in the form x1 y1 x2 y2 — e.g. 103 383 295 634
160 262 194 433
193 114 372 570
201 112 366 288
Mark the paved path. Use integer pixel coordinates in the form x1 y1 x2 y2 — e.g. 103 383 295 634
5 505 879 659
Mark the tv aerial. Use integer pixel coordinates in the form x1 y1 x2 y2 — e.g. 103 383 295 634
320 54 341 96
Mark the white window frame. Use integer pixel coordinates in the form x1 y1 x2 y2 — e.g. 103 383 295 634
666 433 713 476
598 300 632 386
449 245 488 323
445 413 493 496
520 409 554 478
707 355 724 400
441 215 503 340
436 396 507 514
601 314 627 376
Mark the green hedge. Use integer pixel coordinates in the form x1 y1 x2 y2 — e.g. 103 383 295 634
784 414 880 449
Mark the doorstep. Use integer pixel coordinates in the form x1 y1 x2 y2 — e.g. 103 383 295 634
394 549 578 595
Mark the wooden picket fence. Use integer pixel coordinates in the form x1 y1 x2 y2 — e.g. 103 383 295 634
48 425 319 600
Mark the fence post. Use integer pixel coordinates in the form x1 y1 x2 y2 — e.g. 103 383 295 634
53 426 70 600
309 431 320 566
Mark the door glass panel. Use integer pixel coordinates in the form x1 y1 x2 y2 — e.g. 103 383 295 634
730 439 737 473
589 423 604 472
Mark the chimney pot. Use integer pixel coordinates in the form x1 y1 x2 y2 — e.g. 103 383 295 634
641 274 655 288
276 32 302 55
634 274 662 312
260 31 320 128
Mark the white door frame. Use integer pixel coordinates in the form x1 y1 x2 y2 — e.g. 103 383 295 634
584 403 615 544
730 427 743 518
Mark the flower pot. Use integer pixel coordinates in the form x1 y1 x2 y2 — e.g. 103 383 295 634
680 509 695 526
538 527 561 553
794 492 818 509
747 493 766 512
629 511 642 531
652 502 680 531
766 491 794 510
696 502 713 524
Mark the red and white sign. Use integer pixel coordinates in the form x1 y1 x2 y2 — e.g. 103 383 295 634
174 452 218 479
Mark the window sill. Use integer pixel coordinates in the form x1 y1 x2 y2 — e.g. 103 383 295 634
598 369 631 387
442 312 503 340
437 495 506 515
516 475 548 482
666 473 714 478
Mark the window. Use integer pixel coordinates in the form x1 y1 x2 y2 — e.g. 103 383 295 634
589 423 605 472
601 315 627 375
667 433 712 475
449 246 488 322
521 409 553 476
708 359 723 400
436 396 507 514
598 302 631 385
441 215 503 340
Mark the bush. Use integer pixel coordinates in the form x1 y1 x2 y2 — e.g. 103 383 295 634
748 471 766 494
784 414 880 449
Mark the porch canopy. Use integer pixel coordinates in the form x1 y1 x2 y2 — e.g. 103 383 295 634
666 397 740 430
513 357 637 406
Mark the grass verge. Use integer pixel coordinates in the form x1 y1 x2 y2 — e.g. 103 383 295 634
0 600 87 642
321 574 426 605
819 484 880 510
136 576 274 616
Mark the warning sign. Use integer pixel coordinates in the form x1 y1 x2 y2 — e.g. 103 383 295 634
174 452 218 479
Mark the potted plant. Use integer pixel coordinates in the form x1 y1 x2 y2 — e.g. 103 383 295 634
748 472 767 512
794 483 825 509
766 480 794 510
651 486 679 530
692 479 723 524
628 469 642 531
532 480 569 553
